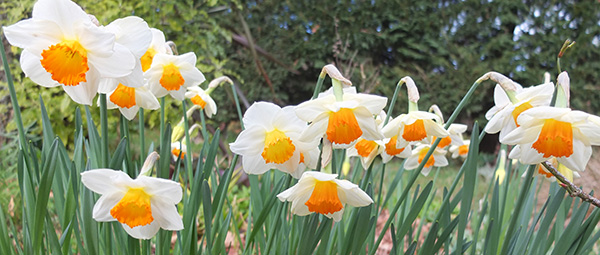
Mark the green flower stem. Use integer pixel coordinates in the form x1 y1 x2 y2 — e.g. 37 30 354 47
200 109 209 141
311 71 326 99
408 101 419 112
383 80 404 125
139 108 145 160
332 79 343 102
182 101 194 178
371 78 485 254
376 164 386 213
1 38 27 150
99 93 109 167
231 83 244 129
160 97 166 143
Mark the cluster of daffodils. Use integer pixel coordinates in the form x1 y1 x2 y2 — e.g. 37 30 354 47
229 65 470 221
3 0 220 121
2 0 230 240
483 71 600 182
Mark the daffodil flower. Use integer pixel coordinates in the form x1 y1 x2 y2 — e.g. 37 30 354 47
427 105 467 149
3 0 136 105
295 87 387 148
502 107 600 172
449 140 470 159
347 113 412 169
80 153 183 239
103 84 159 120
405 144 449 176
145 52 205 100
98 16 153 94
381 111 449 149
485 82 554 142
185 86 217 118
229 102 320 178
277 171 373 222
171 141 187 161
140 28 171 72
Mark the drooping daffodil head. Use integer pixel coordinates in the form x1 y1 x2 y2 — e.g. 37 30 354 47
185 86 217 118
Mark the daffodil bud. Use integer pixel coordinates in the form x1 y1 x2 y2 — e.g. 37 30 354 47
556 71 570 108
139 152 160 176
171 122 185 143
206 76 234 94
477 72 520 103
322 64 352 86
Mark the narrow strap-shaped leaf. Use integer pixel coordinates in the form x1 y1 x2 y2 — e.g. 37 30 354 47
109 137 128 171
202 180 213 252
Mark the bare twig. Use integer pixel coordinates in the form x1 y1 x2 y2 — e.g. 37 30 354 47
541 161 600 208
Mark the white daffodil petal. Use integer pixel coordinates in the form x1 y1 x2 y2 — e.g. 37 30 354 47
119 106 139 120
106 16 152 58
138 176 183 204
136 88 160 110
91 192 123 221
3 19 62 52
62 79 99 106
89 42 135 78
32 0 89 36
243 102 280 127
229 126 267 155
150 199 183 230
354 107 384 141
242 155 271 175
19 50 59 88
81 169 131 194
122 221 161 240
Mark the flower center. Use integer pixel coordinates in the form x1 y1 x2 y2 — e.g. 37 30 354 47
305 180 343 215
402 119 427 142
262 129 295 164
110 187 154 228
532 119 573 158
40 40 89 86
458 144 469 156
190 95 207 109
384 135 405 156
511 102 533 127
140 47 157 72
434 136 452 149
355 139 378 157
160 63 185 91
109 84 136 108
172 148 186 159
299 153 305 164
326 108 363 144
418 147 435 168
